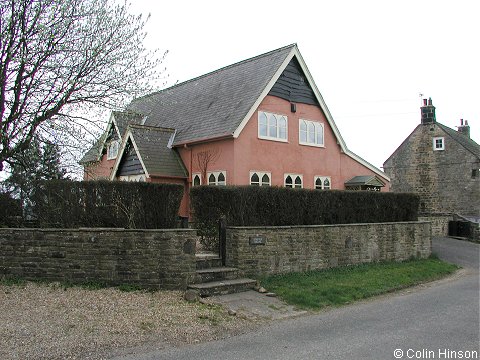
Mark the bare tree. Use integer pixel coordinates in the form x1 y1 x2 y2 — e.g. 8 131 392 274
0 0 167 172
195 147 220 184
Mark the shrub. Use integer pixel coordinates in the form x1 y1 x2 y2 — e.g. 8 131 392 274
190 185 419 231
31 180 184 229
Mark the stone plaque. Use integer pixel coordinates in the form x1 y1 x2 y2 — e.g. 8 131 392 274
249 235 266 245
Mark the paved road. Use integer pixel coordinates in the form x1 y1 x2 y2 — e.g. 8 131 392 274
115 237 479 360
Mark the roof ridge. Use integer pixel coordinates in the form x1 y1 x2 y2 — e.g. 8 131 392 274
437 122 480 158
131 44 297 103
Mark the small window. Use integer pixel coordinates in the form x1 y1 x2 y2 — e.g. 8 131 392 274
193 173 201 186
314 176 331 190
250 171 271 186
299 119 324 147
285 174 302 188
207 171 227 186
107 140 119 160
258 111 288 142
433 137 445 151
472 169 479 179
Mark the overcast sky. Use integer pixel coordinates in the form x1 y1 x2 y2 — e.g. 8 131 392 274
131 0 479 170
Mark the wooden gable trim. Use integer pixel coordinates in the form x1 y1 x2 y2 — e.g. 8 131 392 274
110 130 150 180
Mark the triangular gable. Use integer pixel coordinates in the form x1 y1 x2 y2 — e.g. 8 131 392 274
232 45 388 182
345 175 386 187
111 130 149 180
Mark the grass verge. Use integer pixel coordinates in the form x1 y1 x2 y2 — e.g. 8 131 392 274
259 256 459 310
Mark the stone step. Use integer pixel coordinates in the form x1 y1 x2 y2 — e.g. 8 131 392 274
188 278 257 297
195 267 240 283
195 253 223 270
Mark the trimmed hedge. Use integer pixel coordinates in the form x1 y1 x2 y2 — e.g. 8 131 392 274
190 186 419 229
31 180 184 229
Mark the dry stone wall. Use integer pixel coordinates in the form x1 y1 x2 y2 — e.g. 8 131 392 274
0 228 197 289
226 222 431 277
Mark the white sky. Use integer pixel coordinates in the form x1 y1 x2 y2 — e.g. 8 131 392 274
131 0 479 170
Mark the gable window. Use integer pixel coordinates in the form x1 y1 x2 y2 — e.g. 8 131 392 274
107 140 119 160
207 171 226 186
299 119 324 147
284 174 302 188
315 176 331 190
433 137 445 151
258 111 288 142
192 173 201 186
250 171 271 186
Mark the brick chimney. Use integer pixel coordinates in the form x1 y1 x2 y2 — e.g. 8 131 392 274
421 98 436 124
457 119 471 138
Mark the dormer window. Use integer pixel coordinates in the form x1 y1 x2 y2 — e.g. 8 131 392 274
107 140 120 159
433 137 445 151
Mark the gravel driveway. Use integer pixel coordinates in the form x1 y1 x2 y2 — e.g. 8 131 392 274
0 282 261 359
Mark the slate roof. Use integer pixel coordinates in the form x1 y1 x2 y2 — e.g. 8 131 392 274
345 175 386 187
127 44 295 145
79 133 106 164
128 125 187 178
112 111 145 138
437 123 480 159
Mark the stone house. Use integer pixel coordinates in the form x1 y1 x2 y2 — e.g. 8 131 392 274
383 98 480 237
80 44 390 219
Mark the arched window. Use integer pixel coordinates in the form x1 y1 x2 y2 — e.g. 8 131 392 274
217 172 226 185
294 176 302 188
259 112 268 137
268 114 277 138
261 173 270 186
193 174 201 186
285 175 293 188
208 173 216 185
323 178 330 189
258 111 288 141
315 177 322 189
300 120 307 143
251 173 260 186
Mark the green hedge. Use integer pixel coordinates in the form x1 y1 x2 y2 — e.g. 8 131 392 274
31 180 184 229
0 192 22 227
190 186 419 229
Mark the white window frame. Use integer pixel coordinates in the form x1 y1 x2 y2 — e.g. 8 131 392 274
258 111 288 142
314 176 331 190
299 119 325 147
207 171 227 186
119 174 146 182
192 173 202 186
433 137 445 151
284 173 303 188
107 140 120 160
249 171 271 186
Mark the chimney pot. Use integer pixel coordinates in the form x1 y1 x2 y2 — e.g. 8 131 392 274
460 118 464 126
428 98 433 106
423 99 428 106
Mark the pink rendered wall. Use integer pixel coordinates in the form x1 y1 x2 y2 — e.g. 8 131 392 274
233 95 390 191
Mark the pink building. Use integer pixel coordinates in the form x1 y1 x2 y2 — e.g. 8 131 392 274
80 44 390 218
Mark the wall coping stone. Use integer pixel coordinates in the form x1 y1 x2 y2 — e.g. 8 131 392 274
227 221 430 230
0 227 197 233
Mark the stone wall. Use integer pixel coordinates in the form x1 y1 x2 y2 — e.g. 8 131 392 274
226 222 431 277
0 228 197 289
419 214 452 237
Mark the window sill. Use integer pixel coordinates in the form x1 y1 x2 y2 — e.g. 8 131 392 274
258 136 288 143
299 142 325 148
